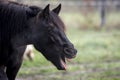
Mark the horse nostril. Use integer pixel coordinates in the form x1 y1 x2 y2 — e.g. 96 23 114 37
64 48 71 55
74 49 77 55
64 48 77 57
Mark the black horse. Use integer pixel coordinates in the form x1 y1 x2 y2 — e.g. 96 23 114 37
0 1 77 80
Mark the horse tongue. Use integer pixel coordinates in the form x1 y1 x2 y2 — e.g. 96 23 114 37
60 59 67 70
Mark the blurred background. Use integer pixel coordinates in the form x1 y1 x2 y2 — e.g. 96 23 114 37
10 0 120 80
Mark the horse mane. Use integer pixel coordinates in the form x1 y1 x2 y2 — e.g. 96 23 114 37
0 1 41 38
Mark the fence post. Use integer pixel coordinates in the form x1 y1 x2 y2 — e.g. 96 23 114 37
100 0 106 27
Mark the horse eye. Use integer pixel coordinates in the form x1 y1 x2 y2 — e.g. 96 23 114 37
48 27 53 33
50 23 55 28
49 23 54 27
48 26 55 34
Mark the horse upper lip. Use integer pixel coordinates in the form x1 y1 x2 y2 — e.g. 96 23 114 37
64 48 77 58
64 51 76 59
65 55 76 59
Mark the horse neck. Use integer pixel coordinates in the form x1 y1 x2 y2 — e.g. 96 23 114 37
0 2 28 35
0 2 31 47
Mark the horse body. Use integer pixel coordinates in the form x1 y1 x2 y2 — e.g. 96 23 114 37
0 1 77 80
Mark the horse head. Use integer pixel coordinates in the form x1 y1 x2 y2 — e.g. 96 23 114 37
27 4 77 70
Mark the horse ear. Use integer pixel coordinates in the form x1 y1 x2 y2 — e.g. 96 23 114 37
41 4 50 18
52 4 61 15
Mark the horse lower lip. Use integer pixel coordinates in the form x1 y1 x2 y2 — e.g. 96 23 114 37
60 59 66 70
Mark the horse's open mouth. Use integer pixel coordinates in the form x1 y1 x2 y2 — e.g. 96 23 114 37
59 55 75 70
58 48 77 70
45 47 77 70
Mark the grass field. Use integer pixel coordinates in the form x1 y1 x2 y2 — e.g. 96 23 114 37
17 27 120 80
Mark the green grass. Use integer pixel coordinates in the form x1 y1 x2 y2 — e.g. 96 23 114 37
60 12 120 30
